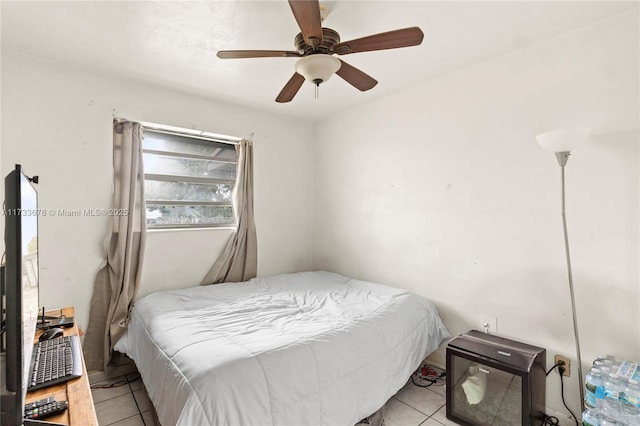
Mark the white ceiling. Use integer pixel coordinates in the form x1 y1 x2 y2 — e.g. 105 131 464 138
1 1 637 121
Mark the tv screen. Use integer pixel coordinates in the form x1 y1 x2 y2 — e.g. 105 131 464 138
1 164 39 426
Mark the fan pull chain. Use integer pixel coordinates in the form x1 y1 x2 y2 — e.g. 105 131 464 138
313 79 322 99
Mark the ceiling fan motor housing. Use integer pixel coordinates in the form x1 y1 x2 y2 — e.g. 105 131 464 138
295 27 340 55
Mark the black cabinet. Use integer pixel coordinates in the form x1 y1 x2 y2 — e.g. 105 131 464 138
446 330 546 426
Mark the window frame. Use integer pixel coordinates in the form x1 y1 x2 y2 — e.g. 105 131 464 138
140 122 241 230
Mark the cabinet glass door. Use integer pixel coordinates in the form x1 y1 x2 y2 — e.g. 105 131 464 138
450 354 522 425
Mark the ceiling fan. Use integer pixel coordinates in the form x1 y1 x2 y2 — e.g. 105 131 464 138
216 0 424 103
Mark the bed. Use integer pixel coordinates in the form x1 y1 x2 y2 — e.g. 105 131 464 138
114 271 450 426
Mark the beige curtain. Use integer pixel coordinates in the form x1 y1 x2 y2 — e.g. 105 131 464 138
201 139 257 284
84 120 147 372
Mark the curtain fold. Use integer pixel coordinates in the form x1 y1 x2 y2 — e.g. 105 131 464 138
201 139 257 285
84 120 147 372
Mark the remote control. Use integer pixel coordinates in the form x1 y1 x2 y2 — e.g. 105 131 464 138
24 400 68 420
24 396 55 411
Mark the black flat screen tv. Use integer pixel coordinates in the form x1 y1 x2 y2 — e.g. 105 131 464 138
1 164 40 426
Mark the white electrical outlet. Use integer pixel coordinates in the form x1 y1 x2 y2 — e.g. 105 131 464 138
480 316 497 334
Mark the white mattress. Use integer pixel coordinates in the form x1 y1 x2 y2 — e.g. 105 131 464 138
115 271 450 426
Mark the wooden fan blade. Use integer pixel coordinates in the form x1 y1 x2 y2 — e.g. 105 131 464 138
333 27 424 55
288 0 323 47
336 60 378 92
276 73 306 103
217 50 302 59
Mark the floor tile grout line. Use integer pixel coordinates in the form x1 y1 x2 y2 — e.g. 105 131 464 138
90 375 129 386
94 396 137 425
93 388 135 406
91 375 132 406
93 379 143 426
128 375 147 426
418 416 447 426
104 412 143 426
422 383 446 397
424 409 448 426
391 395 445 418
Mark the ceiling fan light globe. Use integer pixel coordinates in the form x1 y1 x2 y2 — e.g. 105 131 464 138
295 55 341 85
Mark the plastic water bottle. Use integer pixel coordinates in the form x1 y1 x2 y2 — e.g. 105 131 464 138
594 356 607 365
594 355 615 366
603 373 623 422
582 408 601 426
621 379 640 425
585 368 605 411
600 416 619 426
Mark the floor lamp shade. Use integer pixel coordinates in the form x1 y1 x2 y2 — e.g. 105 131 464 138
536 128 590 153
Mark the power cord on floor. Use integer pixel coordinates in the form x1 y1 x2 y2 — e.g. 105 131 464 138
540 414 560 425
411 364 446 388
541 361 578 426
90 373 140 389
559 370 578 426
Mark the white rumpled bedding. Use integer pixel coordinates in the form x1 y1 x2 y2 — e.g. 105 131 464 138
114 271 450 426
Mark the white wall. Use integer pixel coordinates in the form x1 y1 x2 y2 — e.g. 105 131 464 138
1 54 315 333
313 10 639 421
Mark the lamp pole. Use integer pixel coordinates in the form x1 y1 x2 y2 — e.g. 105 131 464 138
556 151 585 412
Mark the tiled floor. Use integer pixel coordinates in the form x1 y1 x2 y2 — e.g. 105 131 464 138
90 373 453 426
89 372 158 426
383 380 455 426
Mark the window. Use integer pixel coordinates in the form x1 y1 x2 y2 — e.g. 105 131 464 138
141 126 239 229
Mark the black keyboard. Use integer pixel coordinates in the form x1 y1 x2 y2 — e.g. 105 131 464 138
28 335 83 391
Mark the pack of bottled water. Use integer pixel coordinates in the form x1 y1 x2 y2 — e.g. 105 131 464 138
582 355 640 425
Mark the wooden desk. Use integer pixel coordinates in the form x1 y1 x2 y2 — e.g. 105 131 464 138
26 307 98 426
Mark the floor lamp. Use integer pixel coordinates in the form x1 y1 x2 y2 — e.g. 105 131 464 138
536 128 590 413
